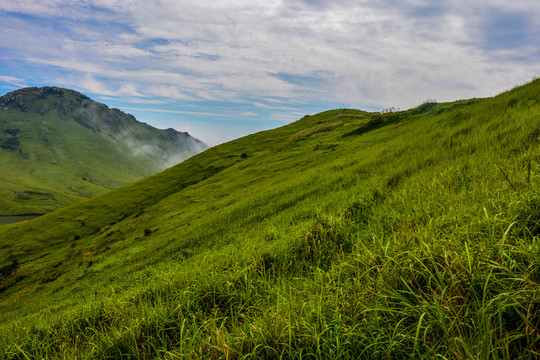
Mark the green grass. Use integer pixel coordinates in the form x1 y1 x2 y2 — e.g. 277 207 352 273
0 87 206 215
1 80 540 358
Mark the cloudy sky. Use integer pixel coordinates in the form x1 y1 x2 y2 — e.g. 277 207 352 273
1 0 539 145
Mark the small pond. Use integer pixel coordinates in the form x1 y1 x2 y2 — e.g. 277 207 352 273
0 215 41 225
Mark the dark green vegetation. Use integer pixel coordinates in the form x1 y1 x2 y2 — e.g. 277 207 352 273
0 87 206 215
1 79 540 359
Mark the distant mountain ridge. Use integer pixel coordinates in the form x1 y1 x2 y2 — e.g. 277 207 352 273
0 86 207 215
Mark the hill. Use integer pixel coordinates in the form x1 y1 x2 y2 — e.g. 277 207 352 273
0 87 207 215
1 80 540 358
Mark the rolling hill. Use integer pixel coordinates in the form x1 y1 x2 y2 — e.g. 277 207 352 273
0 86 207 215
1 80 540 358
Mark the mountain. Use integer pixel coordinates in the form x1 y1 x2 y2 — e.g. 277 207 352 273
0 87 207 215
1 80 540 358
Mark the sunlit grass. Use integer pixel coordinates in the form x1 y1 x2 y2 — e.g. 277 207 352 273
1 80 540 358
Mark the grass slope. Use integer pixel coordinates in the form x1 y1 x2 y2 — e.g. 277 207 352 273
0 87 206 215
1 80 540 358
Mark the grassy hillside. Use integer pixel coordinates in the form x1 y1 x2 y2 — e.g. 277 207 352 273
0 87 206 215
1 80 540 358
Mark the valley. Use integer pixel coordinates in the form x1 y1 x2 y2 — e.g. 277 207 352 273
0 87 207 216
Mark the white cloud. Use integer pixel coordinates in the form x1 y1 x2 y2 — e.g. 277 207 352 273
0 0 124 21
0 0 66 16
252 102 297 111
2 0 540 138
271 112 306 123
122 107 239 118
79 74 117 96
0 76 27 87
145 85 196 101
117 83 143 97
94 43 151 58
97 96 167 104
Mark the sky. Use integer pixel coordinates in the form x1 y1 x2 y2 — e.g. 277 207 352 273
1 0 539 146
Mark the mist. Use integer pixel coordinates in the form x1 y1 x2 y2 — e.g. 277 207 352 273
74 97 208 171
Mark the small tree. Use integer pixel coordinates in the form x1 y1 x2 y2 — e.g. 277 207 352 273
380 106 398 114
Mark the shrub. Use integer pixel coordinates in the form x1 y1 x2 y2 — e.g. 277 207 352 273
0 259 19 279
